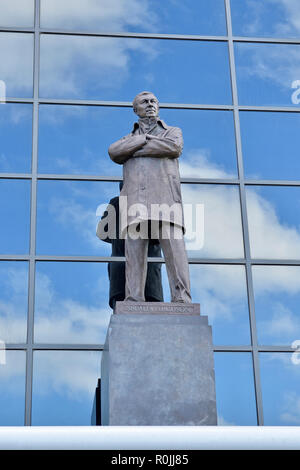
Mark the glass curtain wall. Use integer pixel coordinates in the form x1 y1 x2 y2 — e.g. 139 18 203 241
0 0 300 426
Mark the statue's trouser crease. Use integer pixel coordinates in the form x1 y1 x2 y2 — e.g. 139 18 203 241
125 222 191 303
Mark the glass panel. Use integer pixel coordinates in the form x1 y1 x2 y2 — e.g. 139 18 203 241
32 350 101 425
253 265 300 346
246 186 300 259
0 350 26 425
162 263 250 345
241 111 300 181
38 105 132 176
35 262 111 344
40 35 232 103
231 0 300 39
0 262 28 343
0 33 33 98
36 180 119 256
235 42 300 106
0 104 32 173
0 180 31 254
260 353 300 425
40 0 226 35
182 184 244 258
214 352 257 425
162 109 237 179
0 0 34 28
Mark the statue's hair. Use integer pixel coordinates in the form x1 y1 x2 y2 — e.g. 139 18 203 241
132 91 158 110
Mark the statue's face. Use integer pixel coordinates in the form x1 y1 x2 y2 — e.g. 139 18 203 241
134 93 159 118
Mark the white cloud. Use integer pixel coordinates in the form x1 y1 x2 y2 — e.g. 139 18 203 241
0 0 159 98
257 303 300 340
217 414 236 426
179 149 236 179
0 0 34 27
182 183 244 258
238 0 300 94
40 0 156 32
270 0 300 36
0 33 33 96
253 265 300 295
237 42 300 92
0 266 28 343
246 188 300 259
33 350 100 399
34 271 111 344
242 0 300 37
280 391 300 424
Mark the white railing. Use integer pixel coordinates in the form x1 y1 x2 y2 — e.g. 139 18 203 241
0 426 299 450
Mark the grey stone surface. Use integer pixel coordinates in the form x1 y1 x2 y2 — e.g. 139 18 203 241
101 306 217 426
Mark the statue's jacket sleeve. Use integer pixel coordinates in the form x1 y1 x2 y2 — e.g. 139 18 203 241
108 134 147 164
108 123 185 235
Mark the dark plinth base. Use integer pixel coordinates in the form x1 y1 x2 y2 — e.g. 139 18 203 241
101 302 217 426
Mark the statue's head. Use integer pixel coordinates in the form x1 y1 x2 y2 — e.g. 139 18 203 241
132 91 159 119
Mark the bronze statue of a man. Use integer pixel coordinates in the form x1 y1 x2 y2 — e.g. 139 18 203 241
108 91 191 303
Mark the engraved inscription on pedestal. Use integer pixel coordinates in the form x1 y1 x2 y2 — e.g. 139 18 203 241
115 301 200 315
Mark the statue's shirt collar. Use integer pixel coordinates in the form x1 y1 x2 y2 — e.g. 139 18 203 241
132 118 169 134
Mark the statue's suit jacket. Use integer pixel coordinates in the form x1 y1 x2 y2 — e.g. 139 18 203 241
108 119 185 236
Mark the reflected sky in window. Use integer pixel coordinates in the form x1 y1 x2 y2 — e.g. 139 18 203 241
162 263 250 345
0 33 33 98
0 180 30 255
0 104 32 173
235 42 300 106
0 0 34 28
214 352 257 425
39 35 231 103
182 184 244 259
38 106 237 178
0 350 26 426
40 0 226 35
246 185 300 259
231 0 300 39
260 353 300 425
36 180 119 256
0 262 28 344
253 265 300 346
241 111 300 181
32 350 101 425
163 109 237 179
35 262 111 344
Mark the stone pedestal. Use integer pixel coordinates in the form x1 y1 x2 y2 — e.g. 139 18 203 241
101 302 217 426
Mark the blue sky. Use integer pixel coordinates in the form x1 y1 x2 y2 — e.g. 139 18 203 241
1 0 300 426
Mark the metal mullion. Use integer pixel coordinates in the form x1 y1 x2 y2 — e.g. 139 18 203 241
214 345 252 352
39 98 234 110
251 259 300 266
4 97 300 113
2 98 34 104
40 29 228 42
32 344 104 351
258 346 296 353
36 173 239 185
245 180 300 186
239 105 300 113
24 0 40 427
233 36 300 45
30 255 300 266
0 27 34 33
0 173 32 179
225 0 263 426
